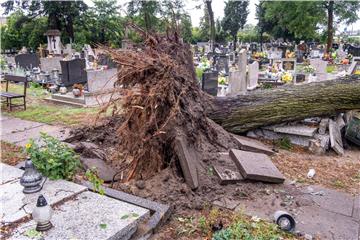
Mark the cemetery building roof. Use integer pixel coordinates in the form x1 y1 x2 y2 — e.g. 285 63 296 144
44 29 61 36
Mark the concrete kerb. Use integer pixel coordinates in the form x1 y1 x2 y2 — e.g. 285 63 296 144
81 181 172 238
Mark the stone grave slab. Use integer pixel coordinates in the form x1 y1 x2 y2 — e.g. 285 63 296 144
9 191 150 240
235 136 274 155
1 176 87 225
0 163 24 184
273 125 317 137
329 119 344 155
213 152 243 185
173 136 199 190
229 149 285 183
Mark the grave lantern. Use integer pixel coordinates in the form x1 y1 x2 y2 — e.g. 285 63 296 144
32 195 53 231
20 157 43 194
274 210 296 232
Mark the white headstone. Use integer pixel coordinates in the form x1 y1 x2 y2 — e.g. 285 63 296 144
310 59 328 81
231 49 247 94
247 61 259 90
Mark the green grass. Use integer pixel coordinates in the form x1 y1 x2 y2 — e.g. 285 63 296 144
2 83 99 126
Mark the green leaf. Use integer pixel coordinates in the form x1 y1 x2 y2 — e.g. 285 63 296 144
131 213 139 218
120 214 129 219
24 229 42 238
99 223 107 229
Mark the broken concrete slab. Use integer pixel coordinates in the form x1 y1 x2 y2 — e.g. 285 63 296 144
213 165 243 185
345 115 360 146
9 191 150 240
213 197 241 210
329 119 344 155
336 114 346 130
229 149 285 183
0 163 24 184
1 176 87 225
273 125 317 137
80 157 119 182
0 118 44 136
235 136 274 155
173 136 199 190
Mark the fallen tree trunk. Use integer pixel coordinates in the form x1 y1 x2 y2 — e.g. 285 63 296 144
209 77 360 133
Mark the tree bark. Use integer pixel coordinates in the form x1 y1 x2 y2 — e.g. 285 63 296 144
208 77 360 133
205 0 215 53
326 0 334 53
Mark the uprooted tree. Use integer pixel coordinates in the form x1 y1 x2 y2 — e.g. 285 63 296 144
99 25 360 182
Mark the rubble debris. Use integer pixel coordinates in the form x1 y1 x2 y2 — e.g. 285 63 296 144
173 136 199 190
329 119 344 155
229 149 285 183
235 136 274 156
273 125 317 137
336 114 346 130
318 118 329 135
213 165 243 185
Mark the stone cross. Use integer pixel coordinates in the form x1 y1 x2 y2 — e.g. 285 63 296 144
228 49 247 95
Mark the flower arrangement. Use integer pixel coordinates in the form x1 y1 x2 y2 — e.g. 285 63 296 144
218 75 228 85
281 72 293 83
252 52 267 59
303 65 316 74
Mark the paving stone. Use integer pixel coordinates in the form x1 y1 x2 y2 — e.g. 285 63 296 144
213 197 241 210
329 119 344 155
229 149 285 183
353 195 360 220
235 136 274 155
80 157 118 182
273 125 317 137
9 191 150 240
0 163 24 184
300 185 354 217
1 125 70 147
296 206 359 240
1 177 87 225
0 118 44 136
173 136 199 190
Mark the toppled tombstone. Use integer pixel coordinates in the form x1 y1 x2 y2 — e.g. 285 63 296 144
309 134 330 155
229 149 285 183
336 114 346 130
235 136 274 156
173 136 199 190
213 152 243 185
329 119 344 155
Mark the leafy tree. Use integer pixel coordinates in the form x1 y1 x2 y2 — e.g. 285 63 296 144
1 0 88 43
1 11 47 51
215 18 227 44
199 7 210 42
127 0 161 31
222 0 249 50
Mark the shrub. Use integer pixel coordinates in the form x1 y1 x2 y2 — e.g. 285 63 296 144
25 133 80 180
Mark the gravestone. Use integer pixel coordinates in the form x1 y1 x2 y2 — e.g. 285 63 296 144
60 59 87 87
247 61 259 90
229 49 247 95
40 56 62 73
97 53 117 69
348 45 360 57
216 55 229 75
329 119 344 155
87 68 117 93
15 53 40 70
229 149 285 183
310 49 320 58
310 58 328 81
202 70 218 96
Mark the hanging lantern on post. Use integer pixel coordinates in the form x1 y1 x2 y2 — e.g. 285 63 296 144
20 157 43 194
32 195 53 231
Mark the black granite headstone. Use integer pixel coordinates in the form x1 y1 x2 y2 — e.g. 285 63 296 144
202 70 218 96
60 59 87 87
15 53 40 70
216 55 229 75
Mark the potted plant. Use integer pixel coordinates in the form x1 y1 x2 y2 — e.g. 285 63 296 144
72 83 84 97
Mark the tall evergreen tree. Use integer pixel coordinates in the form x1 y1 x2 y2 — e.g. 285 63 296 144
222 0 249 50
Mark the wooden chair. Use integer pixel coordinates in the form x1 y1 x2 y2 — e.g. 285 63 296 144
0 74 28 111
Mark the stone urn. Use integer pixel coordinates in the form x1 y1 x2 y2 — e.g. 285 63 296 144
59 86 67 94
